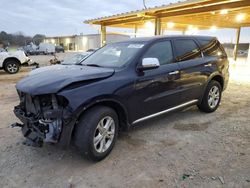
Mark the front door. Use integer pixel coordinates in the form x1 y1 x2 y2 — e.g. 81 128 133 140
130 40 182 122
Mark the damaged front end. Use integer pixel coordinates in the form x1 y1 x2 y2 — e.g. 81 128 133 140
12 91 73 147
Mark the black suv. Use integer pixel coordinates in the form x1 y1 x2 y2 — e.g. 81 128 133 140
13 36 229 161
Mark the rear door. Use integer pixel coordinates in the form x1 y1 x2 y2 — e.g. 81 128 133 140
173 39 206 103
130 40 182 121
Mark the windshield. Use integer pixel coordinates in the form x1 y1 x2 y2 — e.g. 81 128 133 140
81 42 145 68
61 53 89 65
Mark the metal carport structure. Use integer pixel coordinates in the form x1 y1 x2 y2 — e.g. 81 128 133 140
85 0 250 61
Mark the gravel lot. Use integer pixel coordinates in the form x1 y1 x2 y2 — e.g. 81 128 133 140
0 53 250 188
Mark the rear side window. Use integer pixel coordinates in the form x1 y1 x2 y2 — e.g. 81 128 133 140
198 39 227 57
142 41 173 65
174 39 201 61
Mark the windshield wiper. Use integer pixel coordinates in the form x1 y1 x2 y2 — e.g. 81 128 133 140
82 64 102 67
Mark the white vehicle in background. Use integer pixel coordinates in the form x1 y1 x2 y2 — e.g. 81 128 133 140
0 50 30 74
38 43 55 55
0 48 7 52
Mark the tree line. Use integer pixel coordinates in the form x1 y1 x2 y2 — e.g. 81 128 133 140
0 31 45 48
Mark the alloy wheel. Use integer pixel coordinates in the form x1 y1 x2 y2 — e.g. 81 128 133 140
7 63 18 73
208 86 220 109
93 116 115 153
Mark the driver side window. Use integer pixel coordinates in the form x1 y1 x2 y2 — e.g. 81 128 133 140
142 41 174 65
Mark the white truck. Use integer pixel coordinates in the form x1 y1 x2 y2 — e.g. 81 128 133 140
38 43 55 55
0 50 30 74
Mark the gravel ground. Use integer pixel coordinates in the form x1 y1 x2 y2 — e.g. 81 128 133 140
0 54 250 188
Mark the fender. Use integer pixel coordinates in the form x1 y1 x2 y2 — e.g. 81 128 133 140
74 95 129 123
58 95 130 147
198 71 224 103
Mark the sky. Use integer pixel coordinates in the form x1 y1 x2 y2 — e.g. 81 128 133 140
0 0 249 43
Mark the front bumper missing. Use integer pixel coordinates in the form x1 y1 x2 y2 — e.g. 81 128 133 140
21 59 40 68
13 106 45 147
12 105 76 148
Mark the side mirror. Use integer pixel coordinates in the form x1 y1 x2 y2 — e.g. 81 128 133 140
138 58 160 71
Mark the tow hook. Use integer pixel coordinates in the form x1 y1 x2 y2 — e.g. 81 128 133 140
11 122 23 128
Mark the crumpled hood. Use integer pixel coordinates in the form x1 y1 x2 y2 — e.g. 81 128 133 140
16 65 114 95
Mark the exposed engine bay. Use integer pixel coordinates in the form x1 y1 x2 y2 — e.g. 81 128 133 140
11 65 115 148
12 91 72 147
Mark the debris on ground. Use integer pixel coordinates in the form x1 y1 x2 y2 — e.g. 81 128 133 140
181 169 199 181
182 174 190 180
68 183 74 188
68 177 74 188
218 176 225 184
59 153 65 160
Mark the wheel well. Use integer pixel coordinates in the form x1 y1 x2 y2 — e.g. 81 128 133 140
211 75 224 89
78 101 129 131
3 57 21 68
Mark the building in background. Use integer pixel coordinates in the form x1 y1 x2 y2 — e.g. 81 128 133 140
223 43 249 58
44 33 130 51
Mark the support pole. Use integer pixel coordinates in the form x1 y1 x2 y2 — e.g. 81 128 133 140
100 25 106 47
134 25 138 38
161 28 164 35
154 17 161 36
248 44 250 63
233 27 241 61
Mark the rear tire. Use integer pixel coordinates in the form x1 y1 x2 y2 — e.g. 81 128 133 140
198 80 222 113
4 60 20 74
73 106 118 161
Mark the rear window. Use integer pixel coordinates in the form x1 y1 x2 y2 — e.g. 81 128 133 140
198 39 227 57
174 39 202 61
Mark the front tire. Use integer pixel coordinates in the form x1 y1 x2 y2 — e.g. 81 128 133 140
198 80 222 113
4 60 20 74
73 106 118 161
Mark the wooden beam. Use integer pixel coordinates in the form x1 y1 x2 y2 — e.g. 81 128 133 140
102 17 146 26
153 0 221 14
160 17 238 29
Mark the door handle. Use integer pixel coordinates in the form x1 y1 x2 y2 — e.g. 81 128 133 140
169 70 179 75
204 63 212 67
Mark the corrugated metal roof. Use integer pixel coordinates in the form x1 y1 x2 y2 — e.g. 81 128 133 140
84 0 250 30
84 0 207 23
45 32 129 39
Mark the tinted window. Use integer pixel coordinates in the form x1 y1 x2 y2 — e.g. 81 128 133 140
174 39 201 61
199 39 227 57
142 41 173 65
